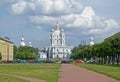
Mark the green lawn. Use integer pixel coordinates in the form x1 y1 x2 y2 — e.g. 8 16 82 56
76 64 120 80
0 75 28 82
0 64 61 82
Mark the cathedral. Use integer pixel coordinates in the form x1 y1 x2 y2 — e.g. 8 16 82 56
45 21 73 60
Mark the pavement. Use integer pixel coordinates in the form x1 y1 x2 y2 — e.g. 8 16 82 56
58 64 120 82
0 73 47 82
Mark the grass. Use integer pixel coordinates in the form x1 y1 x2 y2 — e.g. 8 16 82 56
0 75 28 82
76 64 120 80
0 63 61 82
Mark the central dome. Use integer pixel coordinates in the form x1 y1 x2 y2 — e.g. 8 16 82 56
53 30 60 34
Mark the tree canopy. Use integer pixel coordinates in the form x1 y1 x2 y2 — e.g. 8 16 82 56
71 32 120 65
14 46 39 60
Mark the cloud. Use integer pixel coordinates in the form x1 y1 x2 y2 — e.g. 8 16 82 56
29 15 57 26
104 18 119 29
10 0 36 15
35 26 42 30
11 1 27 15
61 6 119 35
63 7 98 28
10 0 83 15
29 6 119 38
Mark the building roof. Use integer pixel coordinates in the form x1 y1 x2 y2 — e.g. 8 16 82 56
0 37 13 44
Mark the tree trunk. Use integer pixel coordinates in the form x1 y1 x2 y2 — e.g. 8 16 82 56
108 56 111 64
104 56 107 64
112 56 115 65
98 56 100 64
116 54 119 65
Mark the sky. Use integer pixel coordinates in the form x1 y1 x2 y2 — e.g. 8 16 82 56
0 0 120 50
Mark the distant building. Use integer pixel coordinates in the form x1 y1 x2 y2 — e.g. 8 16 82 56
45 21 73 60
39 52 47 60
0 38 13 61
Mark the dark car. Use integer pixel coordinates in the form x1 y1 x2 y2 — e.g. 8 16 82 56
61 60 70 64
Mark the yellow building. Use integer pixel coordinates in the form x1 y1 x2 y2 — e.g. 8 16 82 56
0 38 14 61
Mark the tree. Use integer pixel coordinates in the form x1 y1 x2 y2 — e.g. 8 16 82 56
16 52 25 60
71 32 120 65
15 46 39 60
18 46 39 55
13 45 18 59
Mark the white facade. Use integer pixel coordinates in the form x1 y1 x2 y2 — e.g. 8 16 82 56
39 52 47 59
45 21 73 60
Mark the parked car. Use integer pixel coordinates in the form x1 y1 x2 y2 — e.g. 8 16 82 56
75 60 84 64
61 60 70 64
86 60 95 63
33 59 41 63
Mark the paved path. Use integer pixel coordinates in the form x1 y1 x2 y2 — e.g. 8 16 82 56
58 64 120 82
0 73 47 82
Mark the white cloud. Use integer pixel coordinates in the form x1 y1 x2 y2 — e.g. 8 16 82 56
29 6 119 35
104 18 119 29
70 0 83 12
64 6 97 28
87 29 101 34
36 26 42 30
11 1 27 15
10 0 83 15
29 16 57 25
8 0 119 37
60 6 119 35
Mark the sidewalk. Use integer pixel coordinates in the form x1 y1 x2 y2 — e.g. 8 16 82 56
58 64 120 82
0 73 47 82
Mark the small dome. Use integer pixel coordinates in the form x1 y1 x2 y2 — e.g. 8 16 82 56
21 37 24 41
21 42 26 46
90 37 94 41
28 42 32 47
51 29 54 32
90 41 94 46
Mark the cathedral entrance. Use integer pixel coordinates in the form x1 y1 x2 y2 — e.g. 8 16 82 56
57 55 59 58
